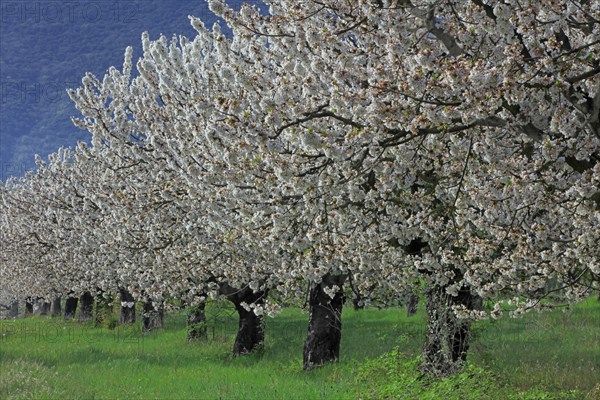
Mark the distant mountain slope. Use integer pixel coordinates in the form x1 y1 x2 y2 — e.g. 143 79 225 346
0 0 255 180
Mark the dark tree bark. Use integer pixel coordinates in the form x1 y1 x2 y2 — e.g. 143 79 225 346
303 273 346 370
95 294 113 327
220 284 267 356
51 297 62 317
402 237 480 376
9 300 19 318
421 284 481 376
78 291 94 321
187 301 207 342
25 297 33 315
64 296 78 320
406 292 419 317
232 301 264 355
142 298 164 332
119 288 136 324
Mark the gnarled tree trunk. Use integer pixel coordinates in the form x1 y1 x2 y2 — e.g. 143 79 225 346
421 284 481 376
187 301 207 342
142 298 164 332
220 283 267 356
303 273 346 370
232 301 264 355
119 288 136 324
51 297 62 317
64 296 78 320
78 291 94 321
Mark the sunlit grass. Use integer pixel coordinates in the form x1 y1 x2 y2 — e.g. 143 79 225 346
0 297 598 399
471 297 600 393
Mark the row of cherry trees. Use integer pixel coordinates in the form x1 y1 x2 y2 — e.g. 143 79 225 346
1 0 598 375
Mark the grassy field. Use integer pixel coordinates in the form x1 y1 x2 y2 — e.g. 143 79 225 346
0 298 598 399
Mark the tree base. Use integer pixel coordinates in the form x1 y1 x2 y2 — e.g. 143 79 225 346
303 273 346 370
421 284 480 376
142 299 164 332
64 297 78 320
51 297 62 317
95 294 113 327
119 288 136 324
37 300 51 316
78 292 94 321
187 302 207 342
406 292 418 317
9 301 19 318
221 284 267 356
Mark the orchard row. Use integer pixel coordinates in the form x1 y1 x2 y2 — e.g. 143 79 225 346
1 0 598 374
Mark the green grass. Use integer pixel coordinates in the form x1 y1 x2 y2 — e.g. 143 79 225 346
470 299 600 394
0 298 598 399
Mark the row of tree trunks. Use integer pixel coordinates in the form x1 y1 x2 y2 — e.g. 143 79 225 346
201 273 347 369
14 298 62 317
303 273 346 370
17 278 477 378
17 293 129 327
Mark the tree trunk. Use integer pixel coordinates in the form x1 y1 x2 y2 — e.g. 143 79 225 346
37 300 50 316
51 297 62 317
119 288 136 324
421 284 480 376
142 298 164 332
221 284 267 356
43 301 51 315
303 273 346 370
9 300 19 318
406 292 418 317
64 297 78 320
95 294 113 327
78 291 94 321
25 298 33 315
233 302 264 355
187 301 207 342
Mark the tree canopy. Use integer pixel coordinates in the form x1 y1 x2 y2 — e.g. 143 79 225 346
1 0 598 374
